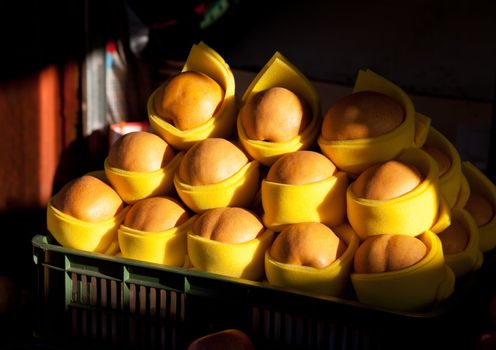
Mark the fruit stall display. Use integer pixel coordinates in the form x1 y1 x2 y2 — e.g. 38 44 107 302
34 42 496 350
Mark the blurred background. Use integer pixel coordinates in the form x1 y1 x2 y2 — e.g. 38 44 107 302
0 0 495 348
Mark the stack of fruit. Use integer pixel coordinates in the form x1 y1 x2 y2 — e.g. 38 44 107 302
46 42 495 312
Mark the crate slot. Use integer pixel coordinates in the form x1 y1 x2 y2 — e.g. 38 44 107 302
251 304 379 350
67 293 184 350
127 282 185 323
69 272 117 309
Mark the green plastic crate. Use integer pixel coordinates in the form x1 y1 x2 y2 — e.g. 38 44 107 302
32 233 486 350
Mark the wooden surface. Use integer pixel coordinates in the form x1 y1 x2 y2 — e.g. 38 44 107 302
0 63 80 212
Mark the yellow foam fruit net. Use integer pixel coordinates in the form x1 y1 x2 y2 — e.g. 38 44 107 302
237 52 321 166
174 160 260 213
441 208 483 278
347 147 449 240
261 171 348 231
462 161 496 252
264 223 359 297
103 236 121 256
423 125 464 209
454 173 471 210
104 152 183 205
118 215 197 267
187 229 275 281
318 69 416 175
47 199 129 254
351 230 455 311
413 112 431 148
429 196 452 234
147 42 237 151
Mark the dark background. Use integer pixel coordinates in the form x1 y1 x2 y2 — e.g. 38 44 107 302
2 0 495 99
0 0 495 348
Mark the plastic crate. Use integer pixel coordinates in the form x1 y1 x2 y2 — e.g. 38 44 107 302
32 233 487 350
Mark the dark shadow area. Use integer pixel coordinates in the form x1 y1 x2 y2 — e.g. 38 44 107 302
489 77 496 183
0 208 45 348
0 1 495 349
0 2 85 82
